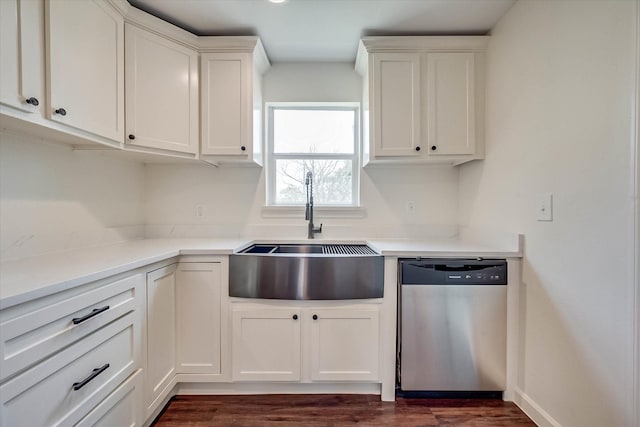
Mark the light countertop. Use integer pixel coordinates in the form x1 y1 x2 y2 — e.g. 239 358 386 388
367 237 522 258
0 238 249 308
0 235 521 309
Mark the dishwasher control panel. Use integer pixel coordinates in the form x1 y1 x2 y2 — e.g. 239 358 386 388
399 258 507 285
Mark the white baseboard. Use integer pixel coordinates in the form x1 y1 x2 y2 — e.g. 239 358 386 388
176 381 381 396
514 388 562 427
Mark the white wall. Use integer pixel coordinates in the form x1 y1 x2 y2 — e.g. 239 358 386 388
0 131 146 260
145 62 460 239
144 162 459 239
458 1 637 426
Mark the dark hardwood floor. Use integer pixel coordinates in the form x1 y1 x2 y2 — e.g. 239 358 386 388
151 394 536 426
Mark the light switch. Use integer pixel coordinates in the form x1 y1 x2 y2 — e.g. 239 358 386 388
536 194 553 221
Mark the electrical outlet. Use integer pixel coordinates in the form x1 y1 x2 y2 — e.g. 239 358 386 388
406 200 416 214
195 204 205 218
536 194 553 221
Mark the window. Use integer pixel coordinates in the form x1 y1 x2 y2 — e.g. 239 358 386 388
266 103 359 207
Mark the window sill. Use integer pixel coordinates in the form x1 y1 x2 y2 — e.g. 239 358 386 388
261 206 367 219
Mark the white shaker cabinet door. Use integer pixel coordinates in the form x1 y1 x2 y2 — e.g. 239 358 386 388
308 308 380 381
125 24 198 154
231 307 301 381
200 52 252 157
176 262 222 375
145 264 177 414
370 52 422 157
0 0 44 114
426 52 476 156
46 0 124 142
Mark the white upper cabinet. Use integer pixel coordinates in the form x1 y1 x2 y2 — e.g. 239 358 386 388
200 38 269 165
0 0 44 114
2 3 272 161
426 52 476 156
125 24 198 155
370 53 422 157
356 37 487 165
46 0 124 143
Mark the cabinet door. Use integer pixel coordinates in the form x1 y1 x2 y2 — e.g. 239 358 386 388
370 52 422 157
46 0 124 142
231 307 300 381
201 52 252 157
0 0 44 114
125 24 198 154
426 52 476 156
309 308 380 381
176 262 221 375
145 264 176 410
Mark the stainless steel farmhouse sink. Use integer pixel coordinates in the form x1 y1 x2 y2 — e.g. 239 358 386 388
229 244 384 300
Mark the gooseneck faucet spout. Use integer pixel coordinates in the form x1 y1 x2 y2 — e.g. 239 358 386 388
305 171 322 239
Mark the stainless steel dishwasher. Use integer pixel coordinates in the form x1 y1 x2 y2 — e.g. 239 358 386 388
399 258 507 393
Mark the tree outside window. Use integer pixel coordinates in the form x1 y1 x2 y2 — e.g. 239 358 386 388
267 105 359 206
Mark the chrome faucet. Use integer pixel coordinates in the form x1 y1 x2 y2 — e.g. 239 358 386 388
305 171 322 239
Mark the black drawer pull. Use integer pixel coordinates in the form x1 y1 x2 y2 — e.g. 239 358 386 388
72 305 109 324
72 363 109 391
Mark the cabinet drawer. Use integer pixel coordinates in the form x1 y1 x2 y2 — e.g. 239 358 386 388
0 274 142 381
0 312 139 427
76 370 142 427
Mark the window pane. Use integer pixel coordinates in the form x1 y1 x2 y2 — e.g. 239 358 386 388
273 109 355 154
275 159 353 205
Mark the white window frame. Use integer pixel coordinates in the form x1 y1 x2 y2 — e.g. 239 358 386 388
265 102 361 207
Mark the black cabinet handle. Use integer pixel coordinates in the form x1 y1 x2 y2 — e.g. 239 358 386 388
240 145 246 151
72 363 109 391
292 314 298 320
128 134 135 140
72 306 109 325
415 146 421 152
312 314 318 320
55 108 67 116
431 145 437 151
25 97 39 106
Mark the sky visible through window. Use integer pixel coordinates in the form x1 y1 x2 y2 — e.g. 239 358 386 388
270 107 357 206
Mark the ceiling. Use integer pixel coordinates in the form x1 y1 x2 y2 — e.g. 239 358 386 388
127 0 516 62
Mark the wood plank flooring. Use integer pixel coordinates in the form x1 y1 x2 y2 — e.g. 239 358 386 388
151 394 536 426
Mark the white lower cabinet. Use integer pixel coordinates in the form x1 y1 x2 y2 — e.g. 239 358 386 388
0 273 142 382
145 264 177 414
0 312 140 427
309 308 380 381
232 307 302 381
76 369 143 427
176 261 224 375
231 304 380 383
